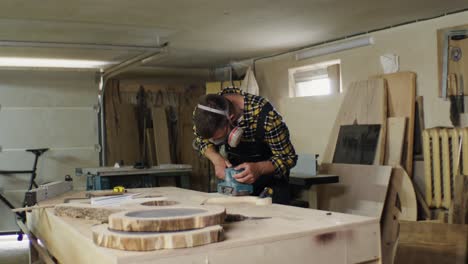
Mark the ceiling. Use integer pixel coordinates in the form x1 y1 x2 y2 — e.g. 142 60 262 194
0 0 467 70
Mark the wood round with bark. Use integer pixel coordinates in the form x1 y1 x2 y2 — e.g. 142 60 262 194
108 205 226 232
92 224 224 251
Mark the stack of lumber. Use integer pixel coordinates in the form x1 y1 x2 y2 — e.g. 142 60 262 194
320 72 419 264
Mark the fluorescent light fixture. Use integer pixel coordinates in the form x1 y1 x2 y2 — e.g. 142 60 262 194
296 36 374 60
0 57 112 69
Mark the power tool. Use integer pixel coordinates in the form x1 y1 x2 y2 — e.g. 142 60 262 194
217 168 253 196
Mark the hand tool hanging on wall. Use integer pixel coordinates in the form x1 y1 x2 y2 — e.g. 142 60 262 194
167 105 179 163
135 86 150 168
449 74 465 127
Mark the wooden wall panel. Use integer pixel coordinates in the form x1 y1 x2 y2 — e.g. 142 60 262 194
105 80 210 191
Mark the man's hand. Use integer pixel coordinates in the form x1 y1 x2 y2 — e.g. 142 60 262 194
233 162 263 184
204 146 232 180
213 159 232 180
233 161 276 184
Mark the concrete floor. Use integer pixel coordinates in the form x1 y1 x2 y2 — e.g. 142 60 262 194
0 235 29 264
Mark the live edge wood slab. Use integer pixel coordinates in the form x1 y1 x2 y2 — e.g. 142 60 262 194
92 224 224 251
108 205 226 232
27 187 382 264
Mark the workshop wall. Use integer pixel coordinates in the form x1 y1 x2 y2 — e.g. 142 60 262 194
0 69 99 231
255 11 468 157
107 75 212 192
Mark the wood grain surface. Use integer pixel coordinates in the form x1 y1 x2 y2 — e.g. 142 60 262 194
384 117 406 167
323 79 387 165
92 224 224 251
108 205 226 232
318 163 392 218
377 72 416 177
54 197 178 223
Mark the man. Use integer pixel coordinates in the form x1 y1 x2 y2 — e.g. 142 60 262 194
193 87 297 204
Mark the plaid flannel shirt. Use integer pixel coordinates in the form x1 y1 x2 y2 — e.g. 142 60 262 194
194 87 297 180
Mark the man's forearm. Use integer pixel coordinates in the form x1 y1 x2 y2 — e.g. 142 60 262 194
204 146 225 164
255 161 275 176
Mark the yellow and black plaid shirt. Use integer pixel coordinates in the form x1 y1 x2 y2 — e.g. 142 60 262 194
194 87 297 180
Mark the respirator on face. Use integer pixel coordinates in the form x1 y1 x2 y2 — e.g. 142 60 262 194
197 104 243 148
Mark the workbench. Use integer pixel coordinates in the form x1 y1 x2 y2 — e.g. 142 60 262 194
76 164 192 190
289 173 339 188
27 187 381 264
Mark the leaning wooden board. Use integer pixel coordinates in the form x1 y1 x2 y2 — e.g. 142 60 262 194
104 81 141 166
323 79 387 165
318 163 392 219
393 167 417 221
384 117 406 167
152 107 172 164
27 187 381 264
106 104 140 166
375 72 416 177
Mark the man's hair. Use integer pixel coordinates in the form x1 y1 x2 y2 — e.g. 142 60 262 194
194 94 231 139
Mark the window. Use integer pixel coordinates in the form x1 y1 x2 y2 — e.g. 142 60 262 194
288 60 341 97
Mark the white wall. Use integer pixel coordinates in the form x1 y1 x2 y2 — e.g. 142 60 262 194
255 11 468 157
0 69 99 232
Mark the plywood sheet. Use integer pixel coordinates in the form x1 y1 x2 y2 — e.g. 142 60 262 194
318 163 392 218
384 117 406 167
378 72 416 177
152 107 172 164
323 79 387 165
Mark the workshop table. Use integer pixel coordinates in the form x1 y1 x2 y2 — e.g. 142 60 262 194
27 187 381 264
289 173 339 188
289 173 339 208
76 164 192 190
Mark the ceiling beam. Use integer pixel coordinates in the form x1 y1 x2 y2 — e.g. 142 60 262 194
0 40 162 52
101 43 169 79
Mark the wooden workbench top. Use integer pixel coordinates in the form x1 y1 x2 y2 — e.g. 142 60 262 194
27 187 381 264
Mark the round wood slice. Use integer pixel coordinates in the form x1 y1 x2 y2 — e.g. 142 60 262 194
108 205 226 232
92 224 224 251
